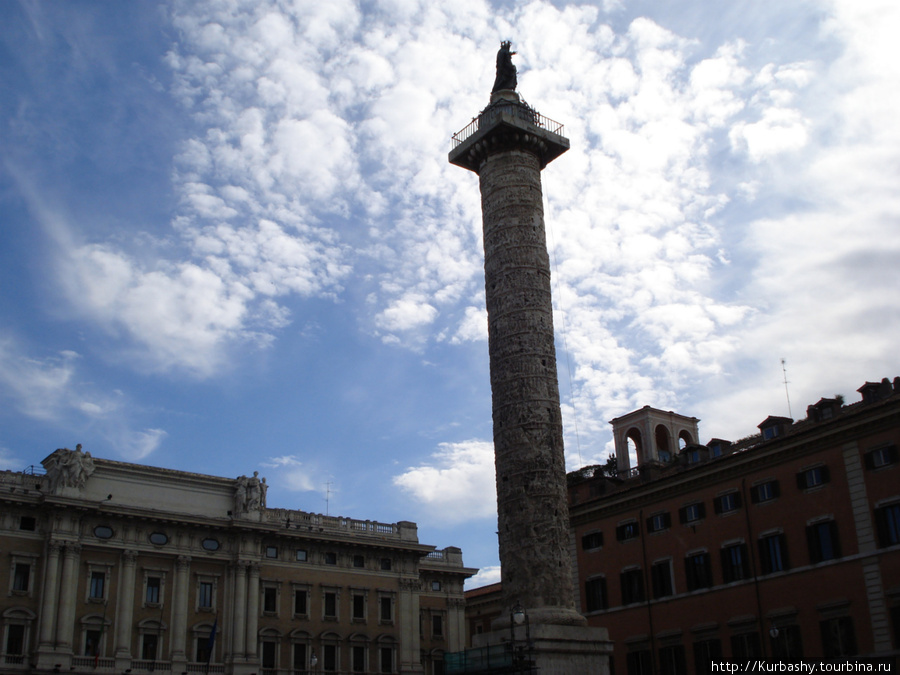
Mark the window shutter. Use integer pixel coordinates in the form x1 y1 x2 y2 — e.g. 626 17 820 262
714 497 723 515
796 472 807 490
807 526 820 564
830 522 842 558
751 486 760 504
888 445 899 464
663 512 671 528
864 450 877 470
875 507 890 548
820 465 831 483
646 516 654 531
678 506 688 524
698 502 707 519
772 481 781 498
733 491 743 508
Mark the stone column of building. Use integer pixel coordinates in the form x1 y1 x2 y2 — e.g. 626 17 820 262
446 597 466 652
115 550 138 661
231 561 248 659
398 577 423 674
55 543 82 653
244 562 260 660
171 555 191 664
37 540 63 649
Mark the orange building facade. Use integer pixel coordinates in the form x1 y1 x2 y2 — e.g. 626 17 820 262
567 377 900 673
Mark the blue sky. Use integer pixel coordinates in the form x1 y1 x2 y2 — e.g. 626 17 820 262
2 0 898 588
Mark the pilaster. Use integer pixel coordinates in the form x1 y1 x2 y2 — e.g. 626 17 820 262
115 550 138 666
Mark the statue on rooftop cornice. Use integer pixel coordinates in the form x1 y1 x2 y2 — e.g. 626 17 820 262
234 471 267 515
43 444 95 493
492 40 517 93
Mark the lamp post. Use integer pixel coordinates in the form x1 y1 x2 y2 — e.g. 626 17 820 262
509 604 531 674
309 651 317 674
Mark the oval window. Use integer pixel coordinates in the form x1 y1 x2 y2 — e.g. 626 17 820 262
94 525 114 539
201 537 220 551
149 532 168 546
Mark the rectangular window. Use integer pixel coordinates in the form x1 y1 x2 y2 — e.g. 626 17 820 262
261 641 277 669
771 625 804 660
5 624 25 655
658 644 687 675
89 571 105 599
352 645 366 672
265 545 278 559
141 634 158 661
685 552 712 591
581 531 604 550
721 544 749 583
432 614 443 637
19 516 36 531
646 512 671 533
12 564 30 592
875 503 900 548
324 644 337 672
380 558 392 571
353 554 365 568
84 629 102 657
195 635 211 663
620 568 644 605
353 594 366 620
380 646 393 673
797 465 830 490
679 502 706 524
731 633 761 662
693 639 722 675
821 617 857 659
324 552 337 565
146 576 161 604
584 577 607 612
324 592 337 618
616 521 639 541
752 480 780 503
199 581 213 609
293 643 307 671
866 444 898 469
380 597 393 622
651 560 674 598
807 521 841 563
263 587 277 613
759 533 789 574
296 549 308 562
714 492 741 514
294 589 308 615
627 649 652 675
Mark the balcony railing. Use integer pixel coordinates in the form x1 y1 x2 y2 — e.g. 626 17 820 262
451 104 565 149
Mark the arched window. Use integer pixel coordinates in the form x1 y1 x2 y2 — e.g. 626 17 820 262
655 425 672 462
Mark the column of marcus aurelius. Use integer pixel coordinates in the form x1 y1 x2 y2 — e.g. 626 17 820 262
449 42 611 673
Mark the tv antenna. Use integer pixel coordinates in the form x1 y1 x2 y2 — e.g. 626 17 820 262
324 481 334 516
781 358 793 419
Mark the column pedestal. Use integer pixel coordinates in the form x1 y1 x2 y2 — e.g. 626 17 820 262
473 624 613 675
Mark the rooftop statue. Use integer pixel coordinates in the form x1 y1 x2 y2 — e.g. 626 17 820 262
491 40 517 93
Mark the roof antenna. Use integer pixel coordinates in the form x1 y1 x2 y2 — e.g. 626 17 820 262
324 481 333 516
781 358 793 419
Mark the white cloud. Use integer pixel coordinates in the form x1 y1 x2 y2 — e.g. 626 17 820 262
393 440 496 524
465 565 501 591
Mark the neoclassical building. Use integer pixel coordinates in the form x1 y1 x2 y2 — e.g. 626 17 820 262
0 450 475 675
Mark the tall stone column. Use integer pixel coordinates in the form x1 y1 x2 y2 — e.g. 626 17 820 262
38 540 63 648
244 562 260 660
449 45 612 674
451 91 580 628
55 543 82 653
231 561 248 659
171 556 191 664
115 550 138 660
398 578 423 674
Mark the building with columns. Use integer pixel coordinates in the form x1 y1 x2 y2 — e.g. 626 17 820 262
0 450 475 675
568 376 900 673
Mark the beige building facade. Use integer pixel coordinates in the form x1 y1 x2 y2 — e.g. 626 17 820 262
0 450 475 675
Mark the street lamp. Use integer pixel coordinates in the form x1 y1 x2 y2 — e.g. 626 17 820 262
509 604 531 674
309 651 318 674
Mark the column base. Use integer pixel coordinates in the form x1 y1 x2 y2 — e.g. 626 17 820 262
473 623 612 675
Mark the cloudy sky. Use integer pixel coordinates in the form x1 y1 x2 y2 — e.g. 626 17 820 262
2 0 897 588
